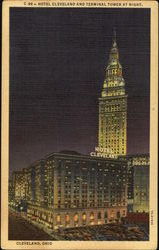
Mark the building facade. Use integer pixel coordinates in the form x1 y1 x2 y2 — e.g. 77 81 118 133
119 154 149 213
130 154 149 213
11 170 28 202
98 30 127 157
10 152 128 229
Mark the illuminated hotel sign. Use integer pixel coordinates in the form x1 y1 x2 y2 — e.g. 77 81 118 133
90 147 117 159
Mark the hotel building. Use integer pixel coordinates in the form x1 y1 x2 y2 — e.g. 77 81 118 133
10 152 127 229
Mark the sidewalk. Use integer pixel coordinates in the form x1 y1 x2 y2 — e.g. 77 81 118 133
10 208 64 240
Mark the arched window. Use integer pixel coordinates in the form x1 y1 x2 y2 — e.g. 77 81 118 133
74 213 78 222
56 214 61 223
82 213 86 221
65 214 70 222
104 212 108 218
98 212 101 219
90 212 94 220
111 210 114 218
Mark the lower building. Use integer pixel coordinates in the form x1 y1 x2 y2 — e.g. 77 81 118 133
119 154 149 213
10 151 128 229
133 165 149 213
11 169 28 202
27 205 126 230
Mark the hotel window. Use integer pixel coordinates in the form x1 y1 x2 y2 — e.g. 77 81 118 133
90 212 94 220
98 212 102 219
74 214 78 222
56 215 61 223
65 214 70 223
111 210 114 218
104 212 108 219
117 211 120 218
82 213 86 221
122 210 126 216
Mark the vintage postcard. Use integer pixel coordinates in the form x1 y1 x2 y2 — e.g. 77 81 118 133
1 0 158 249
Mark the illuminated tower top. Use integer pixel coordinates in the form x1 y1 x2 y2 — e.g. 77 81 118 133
101 28 126 98
98 29 127 158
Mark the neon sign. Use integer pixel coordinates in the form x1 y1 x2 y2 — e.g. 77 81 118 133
90 147 117 159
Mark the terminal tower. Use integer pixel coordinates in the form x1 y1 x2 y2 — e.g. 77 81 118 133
98 30 127 157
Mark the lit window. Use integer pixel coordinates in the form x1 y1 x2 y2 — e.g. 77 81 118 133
90 212 94 220
111 210 114 218
82 213 86 221
74 214 78 222
56 214 61 223
65 214 70 222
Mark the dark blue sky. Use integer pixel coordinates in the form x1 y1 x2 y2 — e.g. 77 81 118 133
10 8 150 172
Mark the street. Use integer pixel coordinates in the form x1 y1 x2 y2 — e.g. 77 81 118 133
9 210 54 240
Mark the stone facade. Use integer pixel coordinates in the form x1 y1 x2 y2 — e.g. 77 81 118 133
27 204 127 230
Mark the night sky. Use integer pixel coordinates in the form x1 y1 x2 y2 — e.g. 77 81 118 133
10 8 150 173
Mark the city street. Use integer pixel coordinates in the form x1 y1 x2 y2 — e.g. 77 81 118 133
9 210 55 240
9 210 149 241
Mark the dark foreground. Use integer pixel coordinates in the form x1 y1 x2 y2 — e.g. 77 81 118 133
9 211 54 240
58 223 149 241
9 210 149 241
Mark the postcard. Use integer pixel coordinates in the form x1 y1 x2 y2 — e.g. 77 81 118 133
1 0 158 249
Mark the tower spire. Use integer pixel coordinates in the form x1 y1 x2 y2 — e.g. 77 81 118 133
113 27 116 43
108 27 119 62
112 27 117 48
